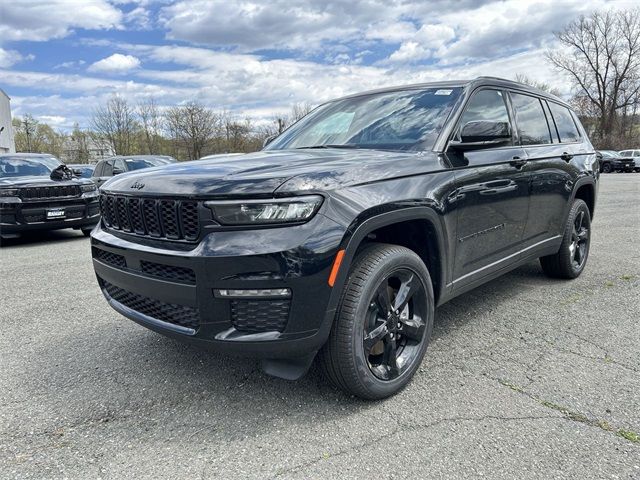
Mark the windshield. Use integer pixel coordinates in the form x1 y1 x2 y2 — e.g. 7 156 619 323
71 166 94 178
0 158 52 178
125 158 165 170
266 87 462 151
600 151 620 158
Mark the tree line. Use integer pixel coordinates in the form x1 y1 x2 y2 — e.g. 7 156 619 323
12 100 312 163
12 7 639 159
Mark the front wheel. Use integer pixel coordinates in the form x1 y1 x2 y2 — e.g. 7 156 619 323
319 244 434 399
601 163 612 173
540 199 591 279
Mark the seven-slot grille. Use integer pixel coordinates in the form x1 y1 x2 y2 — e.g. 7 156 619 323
20 185 81 200
100 194 200 241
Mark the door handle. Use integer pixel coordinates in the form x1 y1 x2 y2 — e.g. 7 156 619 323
509 156 527 169
561 152 574 162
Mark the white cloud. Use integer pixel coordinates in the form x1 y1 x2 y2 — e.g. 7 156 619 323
0 47 32 68
388 42 431 63
0 0 122 42
88 53 141 73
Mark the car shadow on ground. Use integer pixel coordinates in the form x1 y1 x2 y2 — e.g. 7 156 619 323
0 229 88 248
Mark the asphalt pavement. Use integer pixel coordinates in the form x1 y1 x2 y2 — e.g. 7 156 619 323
1 174 639 479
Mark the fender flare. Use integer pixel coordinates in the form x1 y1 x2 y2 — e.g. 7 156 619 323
320 206 450 333
568 176 597 220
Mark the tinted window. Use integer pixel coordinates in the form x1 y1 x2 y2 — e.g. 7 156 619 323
114 158 126 172
548 103 580 143
511 93 551 145
267 87 462 151
124 158 165 170
619 151 631 156
458 89 512 144
102 160 114 176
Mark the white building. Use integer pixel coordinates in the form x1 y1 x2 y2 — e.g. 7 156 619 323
0 88 16 154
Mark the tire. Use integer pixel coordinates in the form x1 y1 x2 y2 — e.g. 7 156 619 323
319 244 434 400
601 163 612 173
540 199 591 279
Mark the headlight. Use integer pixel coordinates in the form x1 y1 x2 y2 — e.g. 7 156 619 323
206 195 323 225
0 188 19 197
81 184 97 193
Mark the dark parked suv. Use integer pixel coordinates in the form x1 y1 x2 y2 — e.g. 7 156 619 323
91 77 598 399
0 153 99 240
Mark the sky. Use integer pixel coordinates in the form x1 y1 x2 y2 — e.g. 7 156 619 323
0 0 636 131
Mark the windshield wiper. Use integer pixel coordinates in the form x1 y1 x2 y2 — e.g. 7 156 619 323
294 144 360 149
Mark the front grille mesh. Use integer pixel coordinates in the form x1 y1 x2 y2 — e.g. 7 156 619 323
100 194 200 241
231 299 290 333
101 279 199 330
140 260 196 284
93 247 126 269
20 185 81 200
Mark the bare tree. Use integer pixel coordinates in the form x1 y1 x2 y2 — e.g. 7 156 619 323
91 95 138 155
165 101 217 160
514 74 562 97
14 114 39 152
138 98 163 154
546 9 640 143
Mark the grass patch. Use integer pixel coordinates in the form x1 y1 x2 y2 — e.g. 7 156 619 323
620 274 635 281
604 280 615 287
617 429 640 443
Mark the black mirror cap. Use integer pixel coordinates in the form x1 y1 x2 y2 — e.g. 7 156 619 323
460 120 511 143
112 168 124 175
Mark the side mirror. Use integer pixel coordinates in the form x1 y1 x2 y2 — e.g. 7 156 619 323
450 121 511 150
72 168 82 176
112 168 124 175
263 135 277 148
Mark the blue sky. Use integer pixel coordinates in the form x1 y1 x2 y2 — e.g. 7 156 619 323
0 0 634 130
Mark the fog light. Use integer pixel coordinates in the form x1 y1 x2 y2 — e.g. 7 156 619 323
215 288 291 298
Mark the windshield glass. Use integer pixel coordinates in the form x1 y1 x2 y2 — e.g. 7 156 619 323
0 158 52 178
266 87 462 151
600 151 619 158
125 158 165 170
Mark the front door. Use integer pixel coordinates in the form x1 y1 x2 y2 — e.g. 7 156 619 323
447 89 531 288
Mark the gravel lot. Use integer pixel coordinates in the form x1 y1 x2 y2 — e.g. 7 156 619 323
1 174 639 479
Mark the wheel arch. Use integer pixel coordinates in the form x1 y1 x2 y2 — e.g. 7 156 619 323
571 178 596 220
325 207 449 321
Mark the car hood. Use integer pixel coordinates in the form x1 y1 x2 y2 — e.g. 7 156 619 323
0 176 92 187
101 148 445 197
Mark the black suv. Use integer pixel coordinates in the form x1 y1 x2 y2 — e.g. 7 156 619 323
0 153 100 240
597 150 635 173
91 77 598 399
92 156 176 188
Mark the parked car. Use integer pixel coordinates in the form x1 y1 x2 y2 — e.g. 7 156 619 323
68 164 95 179
597 150 635 173
91 155 173 188
155 156 178 164
618 149 640 172
91 77 598 399
0 154 99 240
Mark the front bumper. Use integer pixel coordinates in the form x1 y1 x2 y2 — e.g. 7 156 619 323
0 194 100 236
91 213 346 358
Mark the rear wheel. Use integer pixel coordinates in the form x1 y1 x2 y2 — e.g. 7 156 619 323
540 199 591 279
601 163 612 173
319 244 434 399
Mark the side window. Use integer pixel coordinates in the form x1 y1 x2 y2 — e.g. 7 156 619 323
459 90 512 146
114 158 126 172
102 160 114 177
620 150 630 156
510 93 552 145
548 102 580 143
93 162 103 177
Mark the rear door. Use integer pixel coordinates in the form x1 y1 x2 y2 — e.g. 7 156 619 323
448 88 530 288
520 98 585 247
94 159 114 187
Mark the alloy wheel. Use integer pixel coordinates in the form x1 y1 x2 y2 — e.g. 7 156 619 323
569 210 589 269
363 268 428 381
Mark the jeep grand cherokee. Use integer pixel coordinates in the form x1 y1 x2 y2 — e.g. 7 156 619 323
91 77 598 399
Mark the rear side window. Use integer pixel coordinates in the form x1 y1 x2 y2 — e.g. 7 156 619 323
93 162 103 176
458 89 512 144
510 93 552 145
102 160 114 176
548 102 580 143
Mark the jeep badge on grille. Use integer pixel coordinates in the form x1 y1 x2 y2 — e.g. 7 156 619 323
131 181 145 190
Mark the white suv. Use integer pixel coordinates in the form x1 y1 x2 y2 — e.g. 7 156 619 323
619 149 640 172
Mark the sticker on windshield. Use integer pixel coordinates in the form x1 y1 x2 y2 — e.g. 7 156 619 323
435 89 453 95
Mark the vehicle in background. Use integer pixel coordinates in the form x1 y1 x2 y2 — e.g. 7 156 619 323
68 164 95 179
0 154 99 240
597 150 635 173
91 155 172 188
155 156 178 164
618 149 640 172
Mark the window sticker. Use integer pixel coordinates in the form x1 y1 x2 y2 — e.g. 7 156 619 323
435 89 453 96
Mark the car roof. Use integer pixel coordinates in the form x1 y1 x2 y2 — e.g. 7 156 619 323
328 76 569 108
102 155 166 160
0 152 59 158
